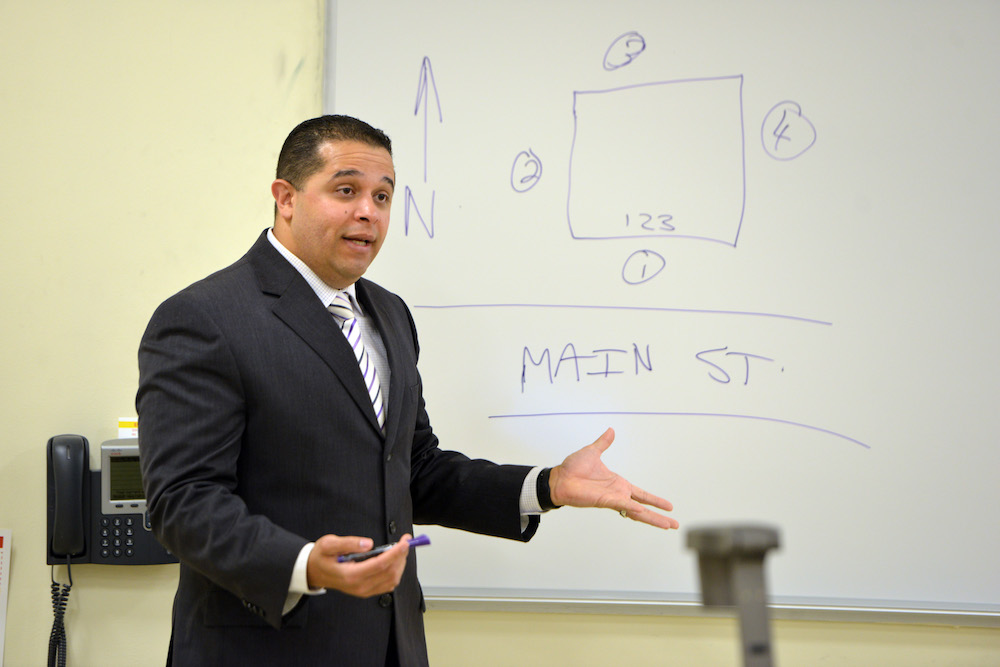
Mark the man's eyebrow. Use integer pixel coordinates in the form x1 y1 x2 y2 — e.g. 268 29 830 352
330 169 395 190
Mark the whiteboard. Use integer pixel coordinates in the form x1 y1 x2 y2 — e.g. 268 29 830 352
327 0 1000 615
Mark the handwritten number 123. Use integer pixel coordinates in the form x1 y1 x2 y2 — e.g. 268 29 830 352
625 213 675 232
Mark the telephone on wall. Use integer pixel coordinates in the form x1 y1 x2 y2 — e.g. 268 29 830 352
46 434 176 565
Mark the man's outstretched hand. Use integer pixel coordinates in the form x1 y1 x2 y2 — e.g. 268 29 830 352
548 428 679 530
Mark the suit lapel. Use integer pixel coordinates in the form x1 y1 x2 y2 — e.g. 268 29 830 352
247 232 384 436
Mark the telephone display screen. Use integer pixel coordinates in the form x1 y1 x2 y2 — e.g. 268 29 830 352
108 456 144 501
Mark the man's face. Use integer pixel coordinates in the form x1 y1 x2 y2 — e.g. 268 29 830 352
274 140 394 289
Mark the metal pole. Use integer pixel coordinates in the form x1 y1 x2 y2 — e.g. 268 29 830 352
687 524 780 667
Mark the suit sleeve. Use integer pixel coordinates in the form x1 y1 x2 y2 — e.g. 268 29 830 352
136 291 306 628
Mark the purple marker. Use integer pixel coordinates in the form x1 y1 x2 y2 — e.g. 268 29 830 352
337 534 431 563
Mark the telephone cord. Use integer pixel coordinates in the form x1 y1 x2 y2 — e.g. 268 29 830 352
48 559 73 667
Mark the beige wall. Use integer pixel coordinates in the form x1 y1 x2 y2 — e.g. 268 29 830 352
425 610 1000 666
0 1 324 664
0 2 996 665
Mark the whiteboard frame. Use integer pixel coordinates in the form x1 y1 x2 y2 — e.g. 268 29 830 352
424 588 1000 628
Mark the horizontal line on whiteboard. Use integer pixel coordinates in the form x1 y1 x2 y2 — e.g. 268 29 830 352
488 411 871 449
412 303 832 326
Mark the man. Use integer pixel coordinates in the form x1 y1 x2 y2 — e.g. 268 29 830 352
137 115 678 666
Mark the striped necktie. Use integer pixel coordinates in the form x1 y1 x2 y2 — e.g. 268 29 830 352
327 292 385 431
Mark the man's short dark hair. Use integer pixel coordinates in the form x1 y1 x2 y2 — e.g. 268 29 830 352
276 115 393 189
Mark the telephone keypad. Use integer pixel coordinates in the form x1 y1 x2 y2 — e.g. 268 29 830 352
95 513 158 562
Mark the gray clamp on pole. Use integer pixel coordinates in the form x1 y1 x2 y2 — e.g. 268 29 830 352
687 524 781 667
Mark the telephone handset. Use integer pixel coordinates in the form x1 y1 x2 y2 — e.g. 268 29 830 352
46 434 177 565
48 435 88 558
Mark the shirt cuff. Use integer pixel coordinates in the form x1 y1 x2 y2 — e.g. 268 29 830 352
520 466 545 515
283 542 325 616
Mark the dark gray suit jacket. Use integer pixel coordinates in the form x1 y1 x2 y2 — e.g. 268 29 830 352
137 231 538 666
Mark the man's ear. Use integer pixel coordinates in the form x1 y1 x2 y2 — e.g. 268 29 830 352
271 179 296 221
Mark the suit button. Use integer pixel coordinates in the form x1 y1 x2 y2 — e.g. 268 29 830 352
242 600 264 617
388 521 397 535
378 593 393 608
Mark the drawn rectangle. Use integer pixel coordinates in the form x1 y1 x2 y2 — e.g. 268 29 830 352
568 76 746 246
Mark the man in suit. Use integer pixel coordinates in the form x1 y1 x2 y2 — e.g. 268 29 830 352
137 115 678 666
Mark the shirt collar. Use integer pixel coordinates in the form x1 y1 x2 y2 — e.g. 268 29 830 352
266 228 362 313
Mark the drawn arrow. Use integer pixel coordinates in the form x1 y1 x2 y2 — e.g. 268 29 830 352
414 56 443 183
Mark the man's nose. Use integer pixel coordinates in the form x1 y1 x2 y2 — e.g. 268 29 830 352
356 196 377 221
